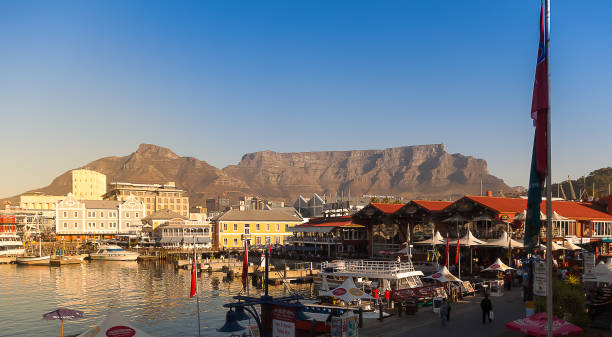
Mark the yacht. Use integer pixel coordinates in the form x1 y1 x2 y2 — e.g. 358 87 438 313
89 245 139 261
0 226 25 256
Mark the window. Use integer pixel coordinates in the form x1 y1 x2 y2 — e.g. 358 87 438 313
266 224 270 231
100 212 104 218
245 224 250 235
126 222 130 227
276 224 279 231
92 212 96 218
233 238 238 246
255 237 261 245
256 224 260 231
63 222 68 228
63 211 67 217
74 211 78 217
125 212 130 218
100 223 104 228
223 238 228 246
135 212 139 218
275 236 281 244
74 222 78 228
233 224 238 231
88 212 92 217
223 223 228 231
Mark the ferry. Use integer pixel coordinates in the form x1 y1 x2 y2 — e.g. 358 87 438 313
89 245 139 261
0 224 25 256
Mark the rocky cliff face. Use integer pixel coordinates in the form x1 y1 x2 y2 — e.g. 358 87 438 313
10 143 512 205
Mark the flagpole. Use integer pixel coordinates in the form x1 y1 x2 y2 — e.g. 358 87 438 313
194 232 201 337
544 0 553 336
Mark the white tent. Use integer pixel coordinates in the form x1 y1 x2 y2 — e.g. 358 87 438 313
424 266 461 283
482 232 524 248
538 241 564 251
325 277 373 303
447 230 486 246
561 239 582 251
594 259 612 284
481 258 515 272
413 231 445 245
78 311 154 337
514 210 547 221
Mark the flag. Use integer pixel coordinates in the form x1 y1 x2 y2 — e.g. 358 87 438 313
455 237 460 265
242 241 249 290
525 4 549 253
445 235 449 267
190 255 197 298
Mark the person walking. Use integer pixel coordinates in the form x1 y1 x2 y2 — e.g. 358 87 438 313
480 294 492 324
440 298 449 327
446 299 452 321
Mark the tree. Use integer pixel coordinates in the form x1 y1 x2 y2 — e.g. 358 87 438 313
370 197 380 203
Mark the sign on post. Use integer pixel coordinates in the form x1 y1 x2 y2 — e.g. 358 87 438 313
272 306 296 337
583 252 596 281
533 261 546 296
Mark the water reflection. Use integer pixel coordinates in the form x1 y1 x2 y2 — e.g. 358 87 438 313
0 261 313 337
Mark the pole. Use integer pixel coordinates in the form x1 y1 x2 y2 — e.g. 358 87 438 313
544 0 553 336
194 230 201 337
61 319 63 337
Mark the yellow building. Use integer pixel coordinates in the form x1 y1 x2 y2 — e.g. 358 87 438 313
214 209 303 250
72 169 106 200
103 182 190 217
20 193 65 210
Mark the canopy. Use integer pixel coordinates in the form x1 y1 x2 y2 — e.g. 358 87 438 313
447 230 486 246
481 232 524 248
514 210 546 221
594 259 612 283
550 211 568 221
43 308 84 321
77 311 154 337
561 239 582 251
413 231 445 245
538 241 564 251
424 266 461 283
482 258 515 272
324 277 373 302
505 312 583 337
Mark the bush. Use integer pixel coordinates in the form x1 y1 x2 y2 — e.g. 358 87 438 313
534 278 590 329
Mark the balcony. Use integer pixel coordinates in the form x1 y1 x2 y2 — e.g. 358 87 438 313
285 236 340 245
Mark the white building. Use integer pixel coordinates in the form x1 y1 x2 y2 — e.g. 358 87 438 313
55 193 145 241
155 219 212 249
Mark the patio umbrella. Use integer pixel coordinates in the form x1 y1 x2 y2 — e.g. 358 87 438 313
514 210 547 221
447 229 486 246
413 231 445 245
424 266 461 283
482 232 524 248
481 258 515 272
561 239 582 251
77 311 154 337
538 241 564 251
324 277 373 303
505 312 583 337
43 308 84 337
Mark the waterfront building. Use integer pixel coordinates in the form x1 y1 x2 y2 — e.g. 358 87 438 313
154 219 212 249
55 193 145 241
103 181 189 217
71 169 106 200
140 209 186 231
19 193 65 211
287 215 368 258
213 209 303 250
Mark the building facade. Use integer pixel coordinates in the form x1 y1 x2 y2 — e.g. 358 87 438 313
103 182 189 217
20 193 65 211
55 193 145 241
72 169 107 200
154 219 212 249
214 209 303 250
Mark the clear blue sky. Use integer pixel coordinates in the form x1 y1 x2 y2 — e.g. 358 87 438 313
1 1 611 197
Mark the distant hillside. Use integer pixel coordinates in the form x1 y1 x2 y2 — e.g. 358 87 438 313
552 167 612 199
4 143 515 205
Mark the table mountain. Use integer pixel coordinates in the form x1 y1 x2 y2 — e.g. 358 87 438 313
8 143 513 205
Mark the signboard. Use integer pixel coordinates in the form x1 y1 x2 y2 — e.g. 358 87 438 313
331 314 358 337
583 252 596 280
331 316 343 337
533 261 546 296
272 306 296 337
461 281 475 293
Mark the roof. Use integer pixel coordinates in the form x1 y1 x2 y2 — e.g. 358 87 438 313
412 200 453 211
294 216 363 228
463 196 612 221
216 209 303 222
142 209 186 221
370 203 404 214
83 200 121 209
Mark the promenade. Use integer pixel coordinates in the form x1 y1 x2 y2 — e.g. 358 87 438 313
360 288 525 337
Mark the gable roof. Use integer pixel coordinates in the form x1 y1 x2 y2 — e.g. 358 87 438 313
370 203 405 214
412 200 453 211
216 209 303 222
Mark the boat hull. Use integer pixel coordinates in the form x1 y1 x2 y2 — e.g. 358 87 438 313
16 256 51 265
89 253 139 261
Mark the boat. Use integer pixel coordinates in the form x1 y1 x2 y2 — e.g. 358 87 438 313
89 245 139 261
50 254 87 266
0 223 25 256
16 239 50 265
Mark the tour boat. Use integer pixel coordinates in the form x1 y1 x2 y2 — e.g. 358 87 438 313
89 245 139 261
0 223 25 256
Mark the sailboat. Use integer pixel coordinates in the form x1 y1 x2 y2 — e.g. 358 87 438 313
16 239 50 265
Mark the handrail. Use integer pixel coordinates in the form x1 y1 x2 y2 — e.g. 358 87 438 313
321 259 417 275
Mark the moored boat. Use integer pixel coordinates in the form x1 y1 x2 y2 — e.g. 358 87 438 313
50 254 87 266
89 245 139 261
0 222 25 256
16 255 51 265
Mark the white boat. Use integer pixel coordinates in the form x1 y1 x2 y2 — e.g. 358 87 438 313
89 245 139 261
0 224 25 256
16 255 51 265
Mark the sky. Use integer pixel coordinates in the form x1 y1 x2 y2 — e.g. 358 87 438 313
1 1 611 198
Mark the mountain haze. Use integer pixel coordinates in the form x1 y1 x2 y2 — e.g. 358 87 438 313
8 144 513 205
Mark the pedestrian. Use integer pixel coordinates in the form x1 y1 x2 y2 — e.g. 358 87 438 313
480 294 492 324
440 298 449 327
447 299 452 321
505 272 512 291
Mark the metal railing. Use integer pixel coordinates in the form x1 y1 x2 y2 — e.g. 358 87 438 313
321 259 417 276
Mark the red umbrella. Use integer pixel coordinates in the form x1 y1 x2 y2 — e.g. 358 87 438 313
505 313 583 337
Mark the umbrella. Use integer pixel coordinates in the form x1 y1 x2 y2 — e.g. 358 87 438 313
514 210 547 221
482 232 524 248
538 241 564 251
413 231 445 245
561 239 582 251
325 277 373 303
447 230 486 246
481 258 515 272
424 266 461 283
550 211 568 221
505 312 583 337
43 308 84 337
77 311 154 337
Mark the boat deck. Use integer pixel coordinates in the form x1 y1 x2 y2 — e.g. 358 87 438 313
320 260 424 279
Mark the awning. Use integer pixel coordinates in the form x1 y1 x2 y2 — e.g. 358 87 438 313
288 226 335 233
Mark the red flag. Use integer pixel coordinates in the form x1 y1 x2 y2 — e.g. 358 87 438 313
242 241 249 290
189 255 197 298
445 235 449 267
531 5 548 179
455 237 460 265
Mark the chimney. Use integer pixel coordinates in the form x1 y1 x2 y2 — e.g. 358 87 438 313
486 190 493 197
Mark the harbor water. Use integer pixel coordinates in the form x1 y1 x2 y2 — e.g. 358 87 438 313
0 261 313 337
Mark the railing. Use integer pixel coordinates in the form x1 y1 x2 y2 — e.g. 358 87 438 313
321 259 417 275
285 237 340 244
